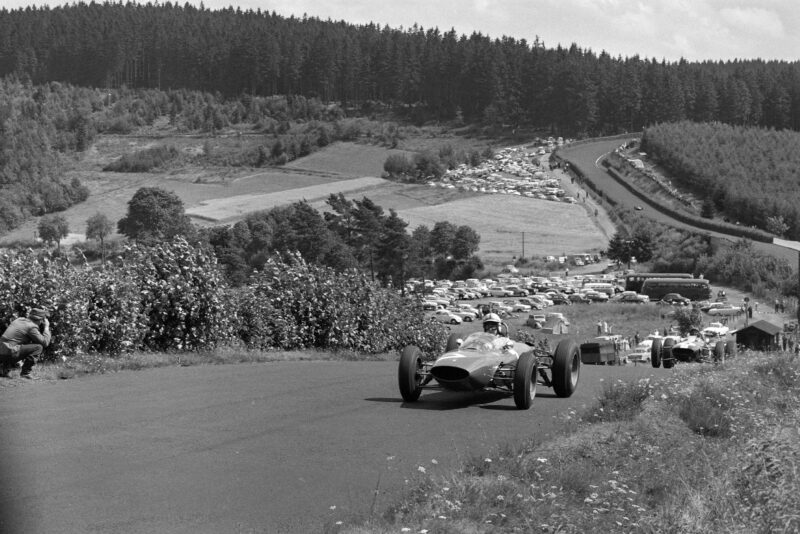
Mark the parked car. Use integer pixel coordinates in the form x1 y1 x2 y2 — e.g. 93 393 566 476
583 290 609 302
517 298 544 310
489 301 514 315
503 299 531 312
488 286 514 297
549 294 572 306
453 303 481 318
503 285 530 297
613 293 649 304
702 322 730 338
421 300 442 311
429 309 463 325
660 293 691 306
446 308 476 322
568 294 592 304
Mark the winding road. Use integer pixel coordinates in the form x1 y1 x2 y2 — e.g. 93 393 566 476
558 139 800 269
1 360 659 533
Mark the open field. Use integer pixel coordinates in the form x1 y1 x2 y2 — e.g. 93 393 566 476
0 132 610 262
396 195 607 262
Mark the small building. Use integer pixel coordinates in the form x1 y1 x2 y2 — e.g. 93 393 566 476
733 320 782 351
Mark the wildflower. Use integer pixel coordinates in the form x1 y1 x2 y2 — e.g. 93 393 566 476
537 457 548 463
431 459 438 465
401 529 411 533
335 521 342 525
329 505 336 510
496 495 505 501
418 466 426 474
485 458 492 463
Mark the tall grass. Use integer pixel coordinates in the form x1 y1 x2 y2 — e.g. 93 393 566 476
333 351 800 534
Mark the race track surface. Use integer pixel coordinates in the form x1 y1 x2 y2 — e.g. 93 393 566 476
559 140 799 269
0 360 659 533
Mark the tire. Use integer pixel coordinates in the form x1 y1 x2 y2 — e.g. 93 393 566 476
651 339 662 368
662 338 676 369
725 339 737 358
552 339 580 398
445 333 462 352
398 346 424 402
714 341 725 362
464 316 472 322
450 319 459 325
513 351 538 409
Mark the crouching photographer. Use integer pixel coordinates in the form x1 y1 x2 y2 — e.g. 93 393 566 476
0 307 52 380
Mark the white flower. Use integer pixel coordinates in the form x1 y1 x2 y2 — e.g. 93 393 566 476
431 459 438 464
418 466 426 473
537 457 548 463
329 505 336 510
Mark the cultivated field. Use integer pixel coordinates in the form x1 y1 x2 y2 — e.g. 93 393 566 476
0 132 610 262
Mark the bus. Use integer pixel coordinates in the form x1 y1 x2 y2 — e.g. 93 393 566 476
639 278 711 302
624 273 693 293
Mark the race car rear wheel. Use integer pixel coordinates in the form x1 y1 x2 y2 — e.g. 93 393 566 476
725 339 737 358
714 341 725 362
445 333 462 352
399 346 424 402
552 339 580 398
513 351 537 409
662 338 676 369
651 338 663 368
450 319 459 325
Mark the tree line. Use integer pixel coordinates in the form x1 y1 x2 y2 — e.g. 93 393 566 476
2 2 800 136
641 121 800 240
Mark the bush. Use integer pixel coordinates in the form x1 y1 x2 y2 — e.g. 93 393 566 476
383 154 415 179
104 145 180 172
584 378 654 422
237 253 446 355
124 238 233 351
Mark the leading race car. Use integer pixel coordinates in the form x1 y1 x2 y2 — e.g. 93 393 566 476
650 330 737 368
398 314 581 409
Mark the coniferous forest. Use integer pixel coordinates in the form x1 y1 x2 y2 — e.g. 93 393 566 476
1 2 799 136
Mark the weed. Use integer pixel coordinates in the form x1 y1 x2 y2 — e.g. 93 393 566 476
678 379 733 437
583 378 654 422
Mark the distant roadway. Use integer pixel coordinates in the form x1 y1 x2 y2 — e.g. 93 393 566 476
558 139 800 270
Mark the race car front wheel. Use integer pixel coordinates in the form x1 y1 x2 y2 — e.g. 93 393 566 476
651 339 663 368
552 339 580 397
399 346 424 402
513 351 537 409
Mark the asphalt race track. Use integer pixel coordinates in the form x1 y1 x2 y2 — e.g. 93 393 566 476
559 139 800 269
0 360 660 533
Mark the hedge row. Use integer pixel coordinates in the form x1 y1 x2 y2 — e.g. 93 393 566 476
0 241 446 360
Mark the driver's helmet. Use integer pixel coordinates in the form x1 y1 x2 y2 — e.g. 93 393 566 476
483 313 502 334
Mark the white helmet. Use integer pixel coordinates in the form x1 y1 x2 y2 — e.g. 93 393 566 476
483 313 502 325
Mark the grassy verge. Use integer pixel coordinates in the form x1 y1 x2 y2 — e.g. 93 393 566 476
8 346 392 382
334 351 800 534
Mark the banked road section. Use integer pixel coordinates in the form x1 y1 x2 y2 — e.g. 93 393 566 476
556 138 800 271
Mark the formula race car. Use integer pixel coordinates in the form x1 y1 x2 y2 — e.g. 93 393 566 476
650 331 737 368
398 323 581 410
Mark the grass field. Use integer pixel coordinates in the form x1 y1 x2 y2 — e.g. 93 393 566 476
396 195 607 262
0 129 610 263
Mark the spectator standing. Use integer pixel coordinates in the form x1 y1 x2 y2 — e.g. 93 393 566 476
634 331 640 345
0 308 52 379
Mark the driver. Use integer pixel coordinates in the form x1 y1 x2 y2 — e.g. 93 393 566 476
482 313 503 335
